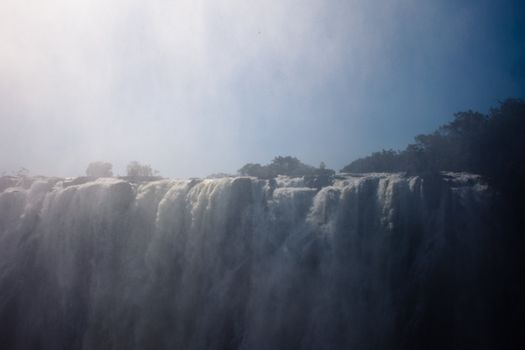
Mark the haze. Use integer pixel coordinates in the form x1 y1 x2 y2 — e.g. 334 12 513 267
1 0 524 177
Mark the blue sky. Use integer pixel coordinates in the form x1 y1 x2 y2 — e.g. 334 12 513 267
1 0 524 177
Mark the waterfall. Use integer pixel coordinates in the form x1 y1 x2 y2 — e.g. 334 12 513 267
0 173 510 349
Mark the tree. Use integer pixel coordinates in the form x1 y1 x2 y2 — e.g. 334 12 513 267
127 161 154 177
238 156 335 179
16 167 30 177
238 163 266 177
340 99 525 198
341 149 400 173
86 162 113 177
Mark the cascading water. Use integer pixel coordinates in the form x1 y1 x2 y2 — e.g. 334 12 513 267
0 173 516 349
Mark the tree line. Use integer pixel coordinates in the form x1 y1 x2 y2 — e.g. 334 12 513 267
85 98 523 193
238 156 335 178
85 161 159 178
341 98 525 214
341 98 524 178
238 156 336 188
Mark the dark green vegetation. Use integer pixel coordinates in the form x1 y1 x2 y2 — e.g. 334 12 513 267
238 99 525 211
238 156 335 187
343 98 525 210
85 162 113 177
126 161 157 177
239 99 525 203
239 156 336 188
342 98 524 182
239 156 335 178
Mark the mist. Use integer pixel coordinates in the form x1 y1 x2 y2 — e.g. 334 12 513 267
1 0 523 177
1 2 525 348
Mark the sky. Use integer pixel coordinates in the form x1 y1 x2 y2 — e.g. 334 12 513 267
1 0 524 178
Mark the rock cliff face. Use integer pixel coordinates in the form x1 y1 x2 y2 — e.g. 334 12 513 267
0 173 518 349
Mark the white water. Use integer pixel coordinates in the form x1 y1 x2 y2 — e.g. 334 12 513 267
0 173 494 349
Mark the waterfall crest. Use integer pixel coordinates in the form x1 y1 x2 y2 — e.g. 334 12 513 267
0 173 503 349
